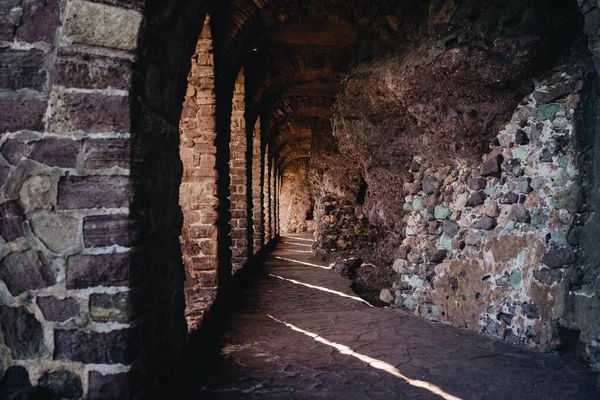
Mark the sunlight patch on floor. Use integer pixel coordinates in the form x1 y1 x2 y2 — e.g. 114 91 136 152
269 273 373 307
284 242 313 247
274 256 331 269
267 314 463 400
286 236 313 242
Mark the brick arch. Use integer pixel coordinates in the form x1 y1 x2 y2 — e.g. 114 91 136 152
250 55 351 121
266 96 334 135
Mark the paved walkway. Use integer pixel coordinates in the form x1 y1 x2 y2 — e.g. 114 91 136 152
196 234 600 399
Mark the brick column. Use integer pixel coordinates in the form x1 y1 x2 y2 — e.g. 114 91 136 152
179 18 219 330
252 118 262 254
264 148 271 242
229 69 248 271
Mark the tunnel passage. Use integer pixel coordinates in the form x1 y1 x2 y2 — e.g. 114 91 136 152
1 0 600 398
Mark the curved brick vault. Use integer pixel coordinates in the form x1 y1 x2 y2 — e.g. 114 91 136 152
1 0 600 399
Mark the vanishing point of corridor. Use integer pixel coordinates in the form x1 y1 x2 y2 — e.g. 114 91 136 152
196 235 599 399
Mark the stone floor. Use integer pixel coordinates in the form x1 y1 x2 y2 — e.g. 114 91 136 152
195 234 600 399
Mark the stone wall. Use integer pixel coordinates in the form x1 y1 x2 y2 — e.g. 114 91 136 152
310 127 379 257
381 66 596 355
279 160 314 234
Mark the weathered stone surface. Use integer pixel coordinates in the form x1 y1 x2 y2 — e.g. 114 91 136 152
465 191 485 207
54 55 132 90
331 257 361 279
0 97 47 133
471 216 497 230
480 155 503 177
425 249 447 263
468 177 487 191
66 253 130 288
0 0 19 41
29 138 82 168
31 211 80 253
83 139 131 170
442 220 460 237
0 250 55 296
62 0 142 51
0 49 47 91
509 205 531 223
542 247 574 269
534 268 563 285
422 176 440 195
0 306 46 359
83 214 139 247
37 370 83 400
90 292 132 323
0 200 25 241
0 366 31 389
515 129 530 145
19 174 55 212
89 372 129 400
1 139 30 165
54 328 135 364
16 0 61 43
49 92 130 134
499 191 519 205
379 288 395 303
57 175 132 209
36 296 80 322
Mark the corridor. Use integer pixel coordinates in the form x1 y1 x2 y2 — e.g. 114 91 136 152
196 235 599 399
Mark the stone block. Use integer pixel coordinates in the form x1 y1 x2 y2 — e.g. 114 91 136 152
29 138 82 168
1 139 30 165
0 48 47 91
54 328 135 364
542 247 574 269
66 253 130 289
480 155 502 177
16 0 61 43
0 249 55 296
36 296 80 322
83 214 140 247
0 0 19 41
83 139 131 169
62 0 142 51
0 306 47 359
54 54 132 90
89 292 132 323
89 371 129 400
31 211 80 253
35 371 82 400
49 92 130 134
0 200 25 241
533 268 563 285
19 175 55 212
57 175 132 209
0 96 47 133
